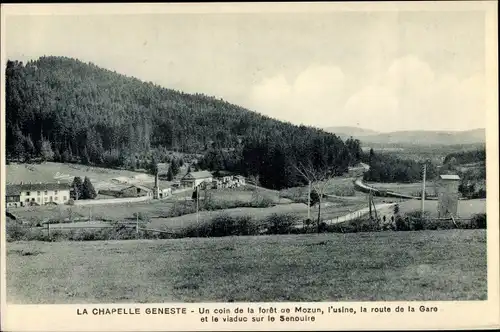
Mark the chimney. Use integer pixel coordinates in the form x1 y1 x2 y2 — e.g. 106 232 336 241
153 171 159 199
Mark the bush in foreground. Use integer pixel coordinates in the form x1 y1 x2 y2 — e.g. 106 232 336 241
7 211 487 243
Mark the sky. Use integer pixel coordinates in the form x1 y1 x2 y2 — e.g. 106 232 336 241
4 7 488 132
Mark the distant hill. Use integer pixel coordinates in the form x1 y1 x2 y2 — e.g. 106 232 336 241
323 126 380 140
324 127 485 146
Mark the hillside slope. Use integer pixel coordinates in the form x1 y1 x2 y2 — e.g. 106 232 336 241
5 56 362 189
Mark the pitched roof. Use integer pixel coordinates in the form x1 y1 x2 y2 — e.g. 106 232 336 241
440 174 460 180
182 171 213 180
121 184 152 192
6 182 71 196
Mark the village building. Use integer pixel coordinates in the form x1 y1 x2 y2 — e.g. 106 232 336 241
152 173 172 199
181 171 213 189
436 174 461 218
5 182 71 208
234 175 246 186
117 184 153 198
212 171 246 189
212 171 234 189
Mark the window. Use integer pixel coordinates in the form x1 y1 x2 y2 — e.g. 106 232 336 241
44 197 48 202
54 196 58 201
26 191 31 196
44 191 48 195
50 196 53 201
63 196 67 201
55 190 58 195
37 191 41 196
25 198 30 202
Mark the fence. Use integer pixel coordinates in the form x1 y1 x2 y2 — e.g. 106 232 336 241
43 221 176 237
72 195 152 206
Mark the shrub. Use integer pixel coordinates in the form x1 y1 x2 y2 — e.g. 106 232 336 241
471 213 486 229
132 212 150 223
323 217 380 233
395 216 410 231
234 216 258 235
6 224 50 242
265 213 299 235
6 224 29 242
178 214 261 238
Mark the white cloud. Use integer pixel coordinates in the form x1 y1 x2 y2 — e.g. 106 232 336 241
343 86 399 130
341 55 485 132
247 65 345 126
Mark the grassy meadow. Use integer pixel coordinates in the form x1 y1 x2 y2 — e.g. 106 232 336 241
366 181 437 197
6 229 486 303
6 162 145 188
398 199 486 218
147 200 365 230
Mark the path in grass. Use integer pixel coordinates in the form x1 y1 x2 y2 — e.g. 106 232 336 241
148 200 366 230
6 229 486 303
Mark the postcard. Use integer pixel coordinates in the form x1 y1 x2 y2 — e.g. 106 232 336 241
1 2 498 331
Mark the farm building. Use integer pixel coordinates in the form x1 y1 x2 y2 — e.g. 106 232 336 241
212 172 246 189
234 175 245 186
181 171 213 189
117 184 153 198
436 174 460 218
5 182 71 207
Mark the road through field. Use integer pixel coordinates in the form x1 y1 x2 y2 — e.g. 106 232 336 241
323 202 396 225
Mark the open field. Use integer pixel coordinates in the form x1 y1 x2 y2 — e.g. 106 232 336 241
7 200 177 224
7 186 302 226
210 187 293 204
6 229 486 303
365 181 437 196
5 162 172 191
149 200 367 230
280 176 359 201
398 199 486 219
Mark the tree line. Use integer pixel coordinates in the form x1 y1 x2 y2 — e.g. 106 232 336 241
443 148 485 166
6 56 362 190
362 148 437 183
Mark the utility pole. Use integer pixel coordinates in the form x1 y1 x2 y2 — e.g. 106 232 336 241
307 180 311 220
369 189 372 219
421 164 427 219
196 185 199 226
136 213 139 234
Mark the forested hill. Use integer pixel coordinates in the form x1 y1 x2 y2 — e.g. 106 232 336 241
5 56 362 189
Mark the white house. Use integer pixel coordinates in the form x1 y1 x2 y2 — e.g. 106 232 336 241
181 171 213 189
6 182 71 207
